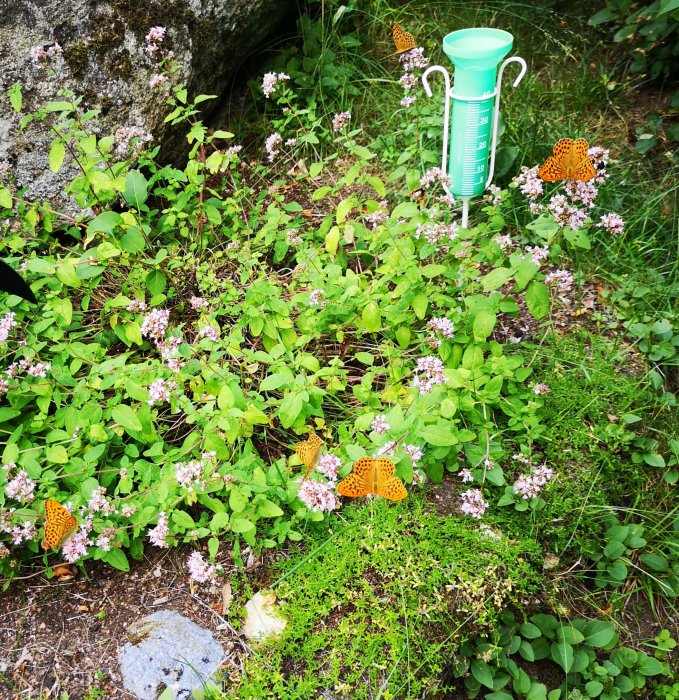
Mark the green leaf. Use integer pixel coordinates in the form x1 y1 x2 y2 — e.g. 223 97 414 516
111 404 142 432
279 391 305 428
482 267 513 291
119 227 146 254
395 326 411 348
514 258 540 291
46 445 68 464
123 170 149 207
260 373 293 391
309 162 323 178
336 196 354 224
637 655 664 676
643 452 666 468
551 641 574 672
563 227 591 249
585 682 603 698
7 82 22 112
520 622 542 639
526 683 547 700
556 625 585 645
471 659 494 689
49 139 66 173
172 511 196 529
87 211 123 235
102 549 130 572
0 187 11 209
473 309 497 341
412 294 428 320
257 499 284 518
639 553 669 572
56 260 82 288
362 301 381 332
145 270 166 295
583 620 617 648
231 517 256 534
420 422 458 446
525 281 550 320
325 225 340 255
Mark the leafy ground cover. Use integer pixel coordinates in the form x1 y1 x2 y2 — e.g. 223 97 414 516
0 0 677 698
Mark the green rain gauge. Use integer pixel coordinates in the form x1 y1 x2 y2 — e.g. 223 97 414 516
422 28 527 227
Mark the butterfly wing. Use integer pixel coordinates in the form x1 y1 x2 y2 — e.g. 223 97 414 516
337 457 373 498
392 22 416 53
538 138 575 182
375 458 407 501
571 138 596 182
41 499 77 550
295 433 324 480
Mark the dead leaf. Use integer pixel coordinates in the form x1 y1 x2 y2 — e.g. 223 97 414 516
222 582 233 615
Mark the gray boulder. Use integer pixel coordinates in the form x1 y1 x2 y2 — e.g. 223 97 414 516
118 610 225 699
0 0 294 211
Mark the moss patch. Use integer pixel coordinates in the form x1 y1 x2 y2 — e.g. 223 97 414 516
228 497 543 699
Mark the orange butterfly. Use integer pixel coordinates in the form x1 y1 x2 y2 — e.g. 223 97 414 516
294 433 324 480
538 138 596 182
337 456 407 501
392 22 416 54
41 499 78 550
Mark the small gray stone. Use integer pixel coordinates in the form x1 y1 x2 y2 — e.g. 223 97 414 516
118 610 224 700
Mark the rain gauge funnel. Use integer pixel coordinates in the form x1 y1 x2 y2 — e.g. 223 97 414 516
422 28 527 227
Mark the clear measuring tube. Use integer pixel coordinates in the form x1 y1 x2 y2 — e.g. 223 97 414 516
422 28 527 226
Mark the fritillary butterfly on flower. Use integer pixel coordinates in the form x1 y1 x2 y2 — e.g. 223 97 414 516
538 138 596 183
41 499 77 550
294 433 325 480
337 457 407 501
392 22 416 54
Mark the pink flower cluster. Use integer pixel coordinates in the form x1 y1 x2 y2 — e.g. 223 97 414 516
114 126 153 158
298 479 339 512
364 204 389 229
597 213 625 235
1 358 52 397
459 469 474 483
141 308 170 342
513 465 554 499
404 444 423 467
4 466 36 503
187 550 218 583
459 488 489 519
420 167 452 191
87 486 115 515
398 48 429 108
427 316 455 346
30 43 62 66
483 185 502 206
415 221 458 246
198 325 219 342
147 378 175 404
317 454 341 480
175 459 205 492
377 441 397 456
0 312 16 342
148 512 170 548
412 356 446 395
62 533 90 563
190 296 209 310
309 289 325 307
262 72 290 98
265 133 283 162
144 26 167 59
544 269 574 295
371 415 390 434
126 298 148 312
532 383 551 396
332 112 351 132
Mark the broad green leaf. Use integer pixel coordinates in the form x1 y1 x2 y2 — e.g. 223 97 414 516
257 500 284 518
525 281 550 320
172 511 196 529
0 187 11 209
7 81 22 112
111 404 142 432
582 620 615 648
471 659 494 689
551 641 574 672
49 139 65 173
482 267 513 291
412 294 428 320
124 169 149 207
145 270 166 295
86 211 123 235
420 422 458 446
362 301 381 332
563 227 591 249
279 391 305 428
102 549 130 572
473 309 496 341
325 225 340 255
46 445 68 464
231 517 255 534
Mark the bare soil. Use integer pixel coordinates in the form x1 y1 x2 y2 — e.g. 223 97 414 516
0 545 254 700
